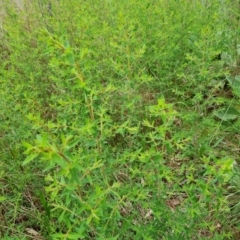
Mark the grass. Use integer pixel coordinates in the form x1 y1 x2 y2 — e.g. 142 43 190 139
1 0 240 239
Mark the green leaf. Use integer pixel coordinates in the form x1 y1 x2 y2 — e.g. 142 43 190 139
38 190 51 218
52 153 67 168
52 233 85 239
226 75 234 85
234 75 240 82
0 196 6 202
91 160 104 170
22 141 33 149
214 107 240 121
232 75 240 97
67 233 85 239
22 152 39 166
66 138 80 150
58 210 66 222
212 137 224 148
67 52 75 65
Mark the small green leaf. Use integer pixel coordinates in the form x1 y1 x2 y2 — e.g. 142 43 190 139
22 153 39 166
0 196 6 202
226 75 234 85
212 137 224 148
38 190 51 218
58 210 66 222
232 76 240 97
234 75 240 82
67 52 75 65
214 107 240 121
22 141 33 149
92 160 104 170
60 133 66 144
52 153 67 168
66 138 80 150
52 233 85 239
67 233 85 239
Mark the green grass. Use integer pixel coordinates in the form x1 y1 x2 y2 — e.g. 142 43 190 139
1 0 240 239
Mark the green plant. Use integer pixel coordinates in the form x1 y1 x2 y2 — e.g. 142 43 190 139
1 0 240 239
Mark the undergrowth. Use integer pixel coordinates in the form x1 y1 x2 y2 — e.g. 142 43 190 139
1 0 240 239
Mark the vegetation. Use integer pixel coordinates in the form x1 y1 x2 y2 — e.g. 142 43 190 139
1 0 240 239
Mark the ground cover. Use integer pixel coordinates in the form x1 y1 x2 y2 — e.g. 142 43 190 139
1 0 240 239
